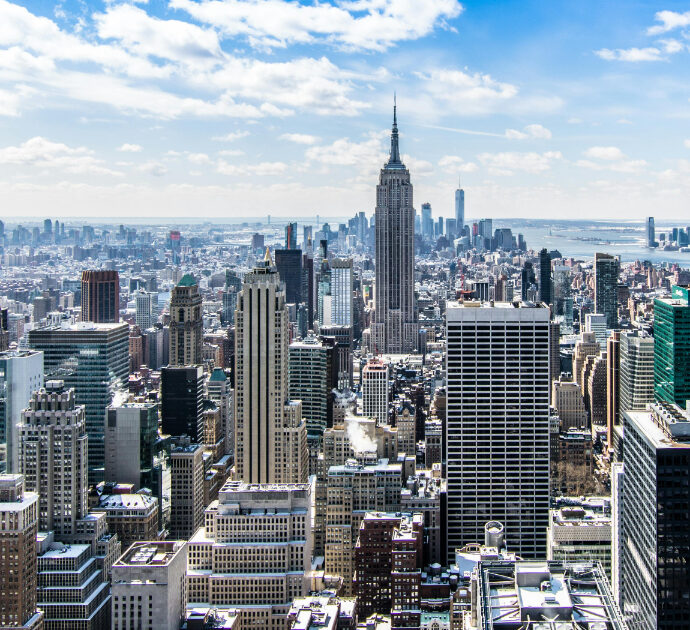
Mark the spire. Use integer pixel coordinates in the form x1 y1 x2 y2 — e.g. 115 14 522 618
264 246 272 265
386 93 403 168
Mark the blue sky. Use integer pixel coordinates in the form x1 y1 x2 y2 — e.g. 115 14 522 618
2 0 690 221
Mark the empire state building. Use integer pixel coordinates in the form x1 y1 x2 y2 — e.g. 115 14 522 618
372 103 417 354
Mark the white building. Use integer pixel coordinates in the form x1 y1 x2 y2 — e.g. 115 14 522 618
135 291 158 331
330 258 353 327
111 541 188 630
362 358 389 424
187 481 312 630
585 312 608 350
619 329 654 421
445 300 550 561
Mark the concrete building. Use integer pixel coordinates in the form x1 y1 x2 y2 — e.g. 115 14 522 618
187 482 312 630
94 493 159 550
446 301 550 561
18 381 88 536
81 270 119 324
170 443 204 540
207 368 233 457
135 291 158 331
111 541 188 630
28 322 129 483
606 331 620 450
573 331 600 389
325 459 403 594
362 359 389 424
551 381 587 431
400 472 445 566
618 402 690 629
372 105 417 354
287 595 356 630
619 329 654 421
234 250 308 484
586 353 607 427
169 274 203 367
0 349 43 473
0 474 43 629
584 312 608 350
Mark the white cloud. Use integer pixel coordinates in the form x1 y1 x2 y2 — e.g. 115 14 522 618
305 133 387 168
170 0 463 52
188 152 211 164
280 133 320 145
505 123 552 140
567 117 583 124
647 10 690 35
0 136 122 175
212 131 250 141
584 146 625 161
685 139 690 149
577 146 647 173
139 161 168 176
117 143 142 152
595 47 664 62
505 128 527 140
477 151 562 176
438 155 478 173
217 160 288 176
217 149 244 157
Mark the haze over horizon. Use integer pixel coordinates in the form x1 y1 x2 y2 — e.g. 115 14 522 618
2 0 690 220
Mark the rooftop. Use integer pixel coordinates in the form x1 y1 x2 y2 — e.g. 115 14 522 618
116 541 185 567
177 273 197 287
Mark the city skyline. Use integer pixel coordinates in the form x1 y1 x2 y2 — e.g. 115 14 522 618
1 1 690 220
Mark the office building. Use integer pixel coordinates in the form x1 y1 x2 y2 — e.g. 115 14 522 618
372 104 417 354
455 186 464 233
551 381 587 430
285 222 297 250
354 512 423 628
619 402 690 629
275 249 303 305
472 560 626 629
654 285 690 408
330 258 354 327
587 353 608 427
161 365 204 442
81 270 120 323
289 336 329 437
0 350 43 473
187 482 312 630
207 368 233 457
29 322 129 483
647 216 656 247
37 534 111 630
325 459 402 594
170 443 205 540
539 248 552 305
400 472 445 566
234 251 308 484
111 541 188 630
18 382 88 537
521 262 536 301
169 274 203 367
594 253 620 329
319 324 354 390
445 301 550 561
105 400 161 490
553 265 573 326
573 331 600 388
135 291 158 331
619 329 654 421
0 474 43 629
585 312 608 350
94 493 159 550
362 358 389 424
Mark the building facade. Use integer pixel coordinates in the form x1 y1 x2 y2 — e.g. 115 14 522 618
594 253 620 329
168 274 203 367
81 270 119 324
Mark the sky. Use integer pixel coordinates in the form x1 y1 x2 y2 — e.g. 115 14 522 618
2 0 690 222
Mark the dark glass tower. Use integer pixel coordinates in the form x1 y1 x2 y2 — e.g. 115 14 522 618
274 249 303 305
539 248 552 305
160 365 204 442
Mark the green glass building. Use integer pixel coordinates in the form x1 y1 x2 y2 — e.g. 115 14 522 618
654 285 690 409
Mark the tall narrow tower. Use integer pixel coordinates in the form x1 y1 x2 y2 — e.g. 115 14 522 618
372 100 417 353
168 274 203 366
234 250 307 484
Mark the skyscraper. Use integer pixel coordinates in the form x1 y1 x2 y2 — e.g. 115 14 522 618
445 301 550 561
362 358 389 425
285 221 297 250
274 249 303 305
0 475 42 629
160 365 204 441
330 258 354 326
594 252 620 329
521 262 536 301
81 270 120 323
168 274 203 366
647 216 656 247
619 329 655 420
234 250 308 484
372 103 417 354
539 248 552 305
18 381 88 536
455 185 464 233
135 290 158 331
421 203 433 240
654 285 690 409
289 335 330 438
28 322 129 483
619 402 690 629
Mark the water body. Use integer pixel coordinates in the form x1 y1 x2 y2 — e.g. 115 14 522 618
491 219 690 266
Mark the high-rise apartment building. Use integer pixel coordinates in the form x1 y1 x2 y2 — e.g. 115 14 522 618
111 541 188 630
372 105 417 354
0 474 42 629
619 402 690 629
170 443 205 540
594 252 620 329
81 270 120 323
169 274 203 366
28 322 129 483
160 365 204 442
539 248 552 305
654 285 690 409
187 482 312 630
18 381 88 537
445 301 550 561
0 350 43 474
362 358 389 424
234 251 308 484
330 258 353 327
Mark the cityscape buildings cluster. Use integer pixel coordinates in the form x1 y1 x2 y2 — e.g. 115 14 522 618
0 107 688 630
